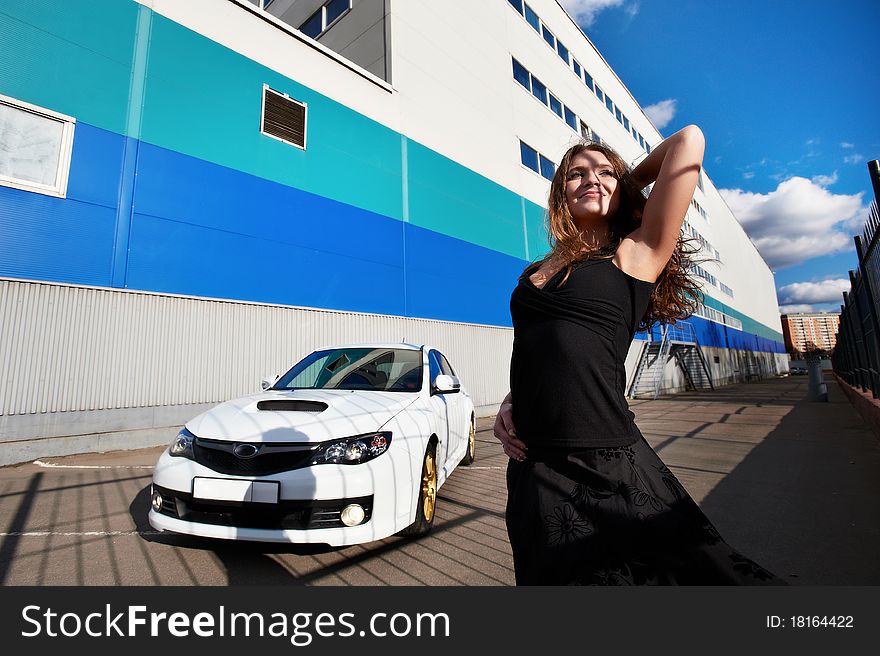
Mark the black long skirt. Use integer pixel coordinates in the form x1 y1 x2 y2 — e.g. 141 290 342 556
505 432 787 585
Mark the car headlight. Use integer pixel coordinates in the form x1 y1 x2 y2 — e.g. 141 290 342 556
311 432 392 465
169 427 196 460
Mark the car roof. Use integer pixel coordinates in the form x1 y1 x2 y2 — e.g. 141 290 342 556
312 342 428 352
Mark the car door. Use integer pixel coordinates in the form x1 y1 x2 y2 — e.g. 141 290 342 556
437 350 466 464
427 350 450 468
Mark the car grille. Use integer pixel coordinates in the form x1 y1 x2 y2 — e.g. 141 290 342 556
152 485 372 530
193 438 318 476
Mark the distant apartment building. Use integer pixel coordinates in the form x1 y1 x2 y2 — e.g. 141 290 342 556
781 312 841 356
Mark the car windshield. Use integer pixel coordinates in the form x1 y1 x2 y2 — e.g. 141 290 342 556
272 348 423 392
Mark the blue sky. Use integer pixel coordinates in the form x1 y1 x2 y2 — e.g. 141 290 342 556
560 0 879 314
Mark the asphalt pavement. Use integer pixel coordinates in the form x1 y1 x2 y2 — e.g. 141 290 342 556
1 374 878 586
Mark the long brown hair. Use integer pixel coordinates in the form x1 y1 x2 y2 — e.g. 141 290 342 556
532 141 704 329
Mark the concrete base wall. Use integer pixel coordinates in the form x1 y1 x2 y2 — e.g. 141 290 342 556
0 403 213 467
623 342 789 397
833 372 880 440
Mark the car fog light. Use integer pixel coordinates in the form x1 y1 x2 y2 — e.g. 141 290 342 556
151 490 163 512
340 504 366 527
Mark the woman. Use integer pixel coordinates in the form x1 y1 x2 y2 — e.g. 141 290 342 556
495 126 786 585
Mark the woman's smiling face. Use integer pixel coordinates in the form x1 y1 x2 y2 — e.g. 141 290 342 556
564 149 620 230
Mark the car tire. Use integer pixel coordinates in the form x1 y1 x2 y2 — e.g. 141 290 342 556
460 415 476 466
398 443 438 537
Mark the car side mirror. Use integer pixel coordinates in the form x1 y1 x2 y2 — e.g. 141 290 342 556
261 374 279 391
433 374 460 395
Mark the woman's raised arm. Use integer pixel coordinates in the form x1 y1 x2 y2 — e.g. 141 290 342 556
615 125 705 281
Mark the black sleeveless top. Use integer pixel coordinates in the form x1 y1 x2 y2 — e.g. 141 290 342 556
509 257 657 448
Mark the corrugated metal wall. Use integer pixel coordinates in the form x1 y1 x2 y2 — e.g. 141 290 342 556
0 278 513 417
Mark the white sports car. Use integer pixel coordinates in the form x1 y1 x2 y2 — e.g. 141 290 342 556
149 343 476 546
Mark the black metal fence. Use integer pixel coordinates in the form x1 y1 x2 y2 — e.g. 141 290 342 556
833 160 880 397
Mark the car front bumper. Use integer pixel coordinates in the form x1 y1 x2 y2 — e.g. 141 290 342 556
148 446 415 546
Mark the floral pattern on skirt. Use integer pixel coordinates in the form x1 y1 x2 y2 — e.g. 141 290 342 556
505 434 786 585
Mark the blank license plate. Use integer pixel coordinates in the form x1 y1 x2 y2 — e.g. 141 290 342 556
192 478 279 504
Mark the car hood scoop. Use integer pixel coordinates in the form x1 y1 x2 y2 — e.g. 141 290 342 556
256 399 327 413
186 389 418 443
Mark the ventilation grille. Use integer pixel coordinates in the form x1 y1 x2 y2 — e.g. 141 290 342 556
256 399 327 413
262 87 307 149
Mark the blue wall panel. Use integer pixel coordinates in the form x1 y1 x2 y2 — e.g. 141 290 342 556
638 316 783 354
133 142 404 269
125 212 406 315
0 121 122 286
404 224 526 326
67 123 126 209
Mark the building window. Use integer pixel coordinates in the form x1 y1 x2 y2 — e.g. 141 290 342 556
583 71 594 91
511 58 579 134
591 129 602 144
580 121 591 140
520 140 539 173
615 107 623 123
519 140 555 181
605 95 614 113
0 93 76 198
325 0 349 25
573 60 582 78
595 85 605 104
524 3 540 31
508 0 524 13
539 154 555 180
261 85 307 149
530 76 548 104
541 25 556 48
556 41 569 65
298 0 351 39
512 58 530 89
623 116 630 131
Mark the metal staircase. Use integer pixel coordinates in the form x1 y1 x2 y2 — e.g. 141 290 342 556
628 322 714 399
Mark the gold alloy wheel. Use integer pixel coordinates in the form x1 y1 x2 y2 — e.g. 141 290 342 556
422 450 437 522
468 419 476 459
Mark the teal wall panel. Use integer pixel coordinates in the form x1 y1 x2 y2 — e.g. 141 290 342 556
0 0 136 134
524 198 550 262
703 294 783 342
407 141 526 259
140 13 404 222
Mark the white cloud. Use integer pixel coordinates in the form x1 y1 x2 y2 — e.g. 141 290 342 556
811 171 838 187
742 171 755 180
559 0 627 25
643 98 677 130
624 2 640 17
719 177 865 269
840 142 855 149
779 304 819 314
844 153 865 165
778 279 850 304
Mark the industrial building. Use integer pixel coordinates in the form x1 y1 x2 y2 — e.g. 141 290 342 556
0 0 787 465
